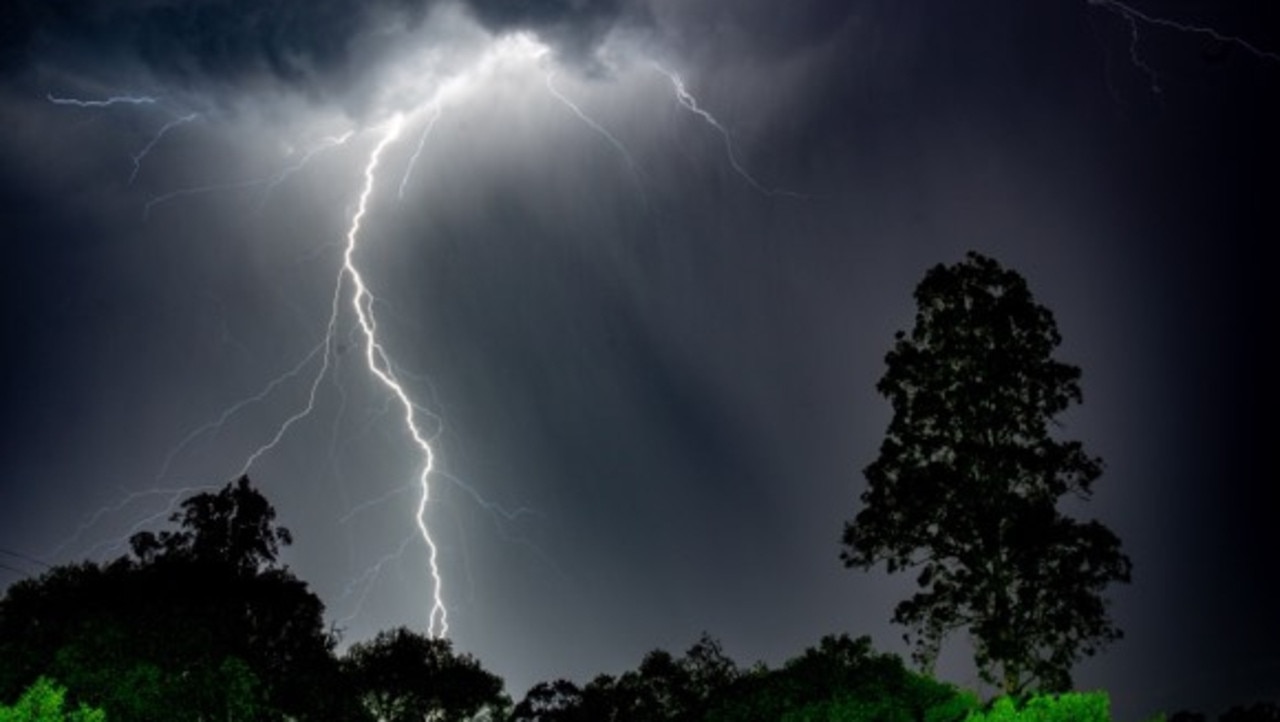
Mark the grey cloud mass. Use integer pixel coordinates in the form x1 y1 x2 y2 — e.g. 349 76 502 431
3 0 649 96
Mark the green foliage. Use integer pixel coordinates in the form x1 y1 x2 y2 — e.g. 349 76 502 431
841 252 1131 694
704 634 976 722
780 689 979 722
0 677 105 722
48 634 167 722
964 692 1111 722
929 691 984 722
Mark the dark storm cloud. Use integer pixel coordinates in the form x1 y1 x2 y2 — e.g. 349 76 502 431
465 0 648 65
2 0 650 97
648 0 863 61
5 0 382 86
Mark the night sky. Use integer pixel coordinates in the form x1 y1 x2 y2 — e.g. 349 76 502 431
1 1 1276 719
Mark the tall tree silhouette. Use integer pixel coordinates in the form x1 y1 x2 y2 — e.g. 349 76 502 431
841 252 1131 694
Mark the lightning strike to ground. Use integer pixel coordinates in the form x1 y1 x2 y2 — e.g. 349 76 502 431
43 90 454 633
336 116 449 637
41 35 727 640
212 115 450 634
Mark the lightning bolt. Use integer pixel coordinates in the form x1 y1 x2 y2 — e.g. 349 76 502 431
42 93 452 631
129 112 198 184
544 70 647 196
40 32 747 641
45 93 198 184
335 533 420 627
398 101 443 200
1086 0 1279 96
144 131 354 220
47 483 219 560
113 99 545 637
652 64 805 199
154 341 328 483
44 343 325 561
336 116 449 636
262 131 355 207
235 341 336 479
46 93 157 108
187 115 451 634
1088 0 1280 64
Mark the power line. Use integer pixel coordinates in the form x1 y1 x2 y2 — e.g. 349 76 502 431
0 561 31 577
0 547 52 569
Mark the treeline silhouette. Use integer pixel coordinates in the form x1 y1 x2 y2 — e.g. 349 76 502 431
0 478 1274 721
0 478 501 721
3 255 1273 720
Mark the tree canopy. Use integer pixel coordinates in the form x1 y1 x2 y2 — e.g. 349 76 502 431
0 677 105 722
128 475 292 575
841 251 1131 694
510 633 742 722
0 477 345 721
344 626 508 722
